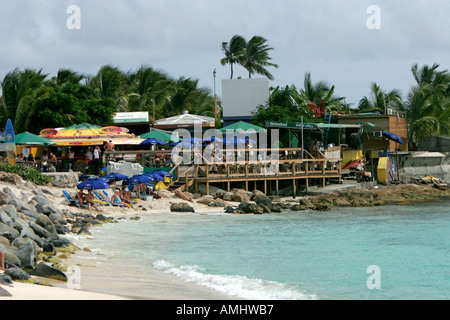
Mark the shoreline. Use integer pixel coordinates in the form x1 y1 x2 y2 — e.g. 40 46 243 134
1 173 449 300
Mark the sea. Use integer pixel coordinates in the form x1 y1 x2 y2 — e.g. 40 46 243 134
67 200 449 300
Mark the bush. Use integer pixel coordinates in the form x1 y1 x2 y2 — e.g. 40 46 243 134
0 162 52 185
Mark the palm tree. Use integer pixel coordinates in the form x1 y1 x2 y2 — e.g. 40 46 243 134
126 66 174 120
238 36 278 80
220 35 246 79
358 82 403 113
404 64 449 143
301 73 350 113
88 65 128 111
0 68 47 132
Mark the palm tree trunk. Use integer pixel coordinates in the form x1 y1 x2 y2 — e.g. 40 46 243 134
230 63 234 79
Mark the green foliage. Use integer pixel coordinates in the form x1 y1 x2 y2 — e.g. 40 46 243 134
0 162 52 185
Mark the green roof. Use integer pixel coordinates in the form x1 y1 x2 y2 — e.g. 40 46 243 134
14 131 55 146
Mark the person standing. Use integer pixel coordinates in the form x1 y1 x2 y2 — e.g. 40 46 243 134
68 148 75 170
93 145 101 175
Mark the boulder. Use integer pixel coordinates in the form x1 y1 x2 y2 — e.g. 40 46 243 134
232 189 250 202
170 202 195 213
174 190 193 202
253 194 272 206
36 214 57 234
208 199 226 207
29 263 68 281
222 192 234 201
14 241 38 269
4 267 32 281
0 286 12 297
0 222 20 240
2 205 19 219
29 222 57 240
0 211 13 227
238 202 266 214
197 195 214 205
49 212 67 225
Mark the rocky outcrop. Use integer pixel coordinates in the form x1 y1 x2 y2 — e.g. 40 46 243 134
170 202 195 213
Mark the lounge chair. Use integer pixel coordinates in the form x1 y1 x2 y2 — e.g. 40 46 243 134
99 190 128 207
63 190 85 208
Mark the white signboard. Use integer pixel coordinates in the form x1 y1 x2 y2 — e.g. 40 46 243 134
113 112 149 123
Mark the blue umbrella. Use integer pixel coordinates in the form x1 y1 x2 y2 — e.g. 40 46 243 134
77 178 110 190
128 174 155 185
102 173 129 182
383 132 404 144
151 170 173 178
144 172 165 181
140 138 167 146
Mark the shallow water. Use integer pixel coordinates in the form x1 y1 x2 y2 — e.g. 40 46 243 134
69 201 450 300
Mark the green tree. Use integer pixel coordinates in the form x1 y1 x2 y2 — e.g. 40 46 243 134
220 35 246 80
0 68 47 132
239 36 278 80
403 63 449 143
357 82 403 113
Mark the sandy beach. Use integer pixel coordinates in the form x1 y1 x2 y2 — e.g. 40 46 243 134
0 175 241 300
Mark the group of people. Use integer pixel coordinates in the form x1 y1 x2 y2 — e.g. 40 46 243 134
76 185 135 212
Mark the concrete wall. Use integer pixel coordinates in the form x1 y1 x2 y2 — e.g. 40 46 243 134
418 136 450 152
222 78 269 117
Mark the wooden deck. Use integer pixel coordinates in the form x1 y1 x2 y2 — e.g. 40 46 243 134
104 147 343 197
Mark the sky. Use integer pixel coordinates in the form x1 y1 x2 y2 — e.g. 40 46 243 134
0 0 449 107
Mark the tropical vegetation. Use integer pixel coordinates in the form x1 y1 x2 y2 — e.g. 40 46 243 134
0 65 218 134
221 35 278 80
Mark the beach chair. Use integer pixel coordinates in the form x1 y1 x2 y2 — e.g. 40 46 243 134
100 190 128 207
63 190 85 208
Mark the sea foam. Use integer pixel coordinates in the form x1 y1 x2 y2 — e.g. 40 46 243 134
153 260 318 300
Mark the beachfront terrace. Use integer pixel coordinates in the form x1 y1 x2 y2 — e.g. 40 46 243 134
104 147 343 197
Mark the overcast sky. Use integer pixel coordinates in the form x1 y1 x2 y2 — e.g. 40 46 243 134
0 0 449 107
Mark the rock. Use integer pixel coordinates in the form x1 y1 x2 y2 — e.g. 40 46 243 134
253 194 272 206
174 190 193 202
4 267 32 281
238 202 266 214
0 274 14 286
50 237 72 248
36 214 57 234
251 190 266 199
77 227 91 235
208 200 226 207
268 195 281 203
170 202 195 213
232 189 250 202
29 263 68 281
29 222 57 240
49 212 67 225
14 241 38 269
197 195 214 205
0 235 10 247
0 286 12 297
222 192 234 201
43 242 56 254
0 211 13 227
0 222 20 241
2 205 19 219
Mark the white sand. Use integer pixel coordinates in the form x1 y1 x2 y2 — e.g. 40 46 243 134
0 176 240 300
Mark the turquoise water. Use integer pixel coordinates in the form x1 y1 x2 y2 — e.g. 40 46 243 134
77 201 450 300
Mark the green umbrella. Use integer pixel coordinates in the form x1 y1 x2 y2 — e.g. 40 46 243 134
219 121 265 132
8 131 55 146
140 130 179 143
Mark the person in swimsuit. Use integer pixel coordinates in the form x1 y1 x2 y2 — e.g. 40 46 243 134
84 189 100 212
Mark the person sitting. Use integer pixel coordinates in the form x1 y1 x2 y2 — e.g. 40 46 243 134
84 189 101 212
111 188 127 207
41 151 49 172
120 186 134 208
77 190 87 207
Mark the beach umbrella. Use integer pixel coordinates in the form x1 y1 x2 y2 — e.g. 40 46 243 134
6 131 56 146
382 132 404 144
140 138 167 146
102 173 129 182
128 174 155 185
139 130 179 143
144 172 165 181
77 178 110 190
150 170 173 178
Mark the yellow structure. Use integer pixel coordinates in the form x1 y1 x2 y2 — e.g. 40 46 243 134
341 150 363 169
377 157 389 183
